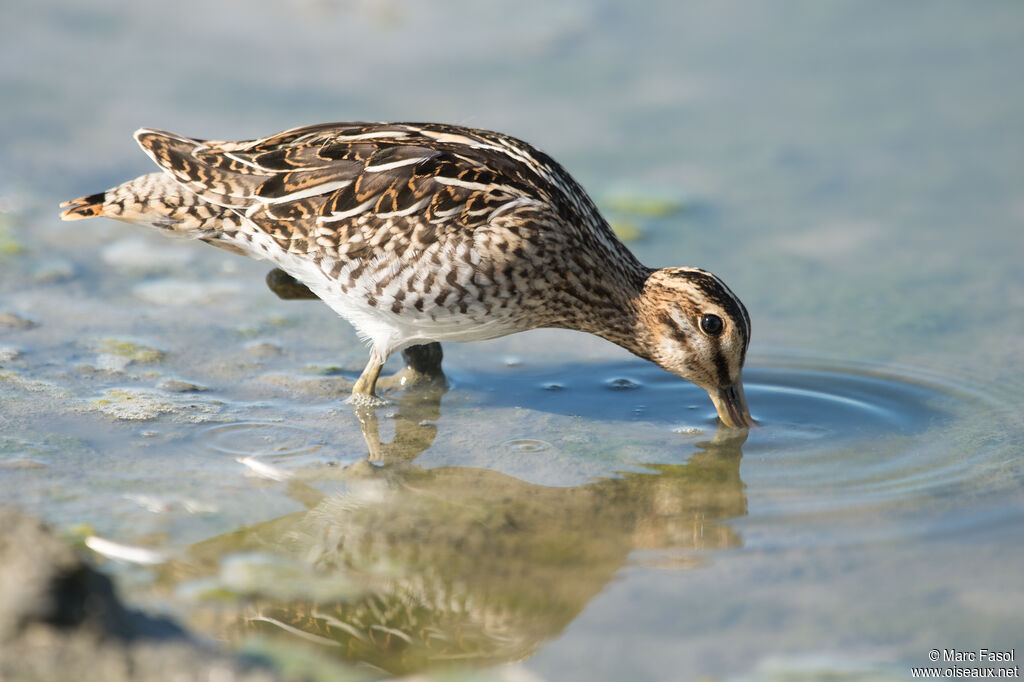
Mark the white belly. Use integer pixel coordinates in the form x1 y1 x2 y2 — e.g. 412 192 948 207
229 229 526 357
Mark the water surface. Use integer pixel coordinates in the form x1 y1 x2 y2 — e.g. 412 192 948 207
2 1 1023 680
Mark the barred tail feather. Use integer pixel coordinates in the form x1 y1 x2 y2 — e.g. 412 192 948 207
59 192 108 220
58 172 235 243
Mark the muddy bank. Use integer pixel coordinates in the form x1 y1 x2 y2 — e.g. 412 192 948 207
0 507 280 682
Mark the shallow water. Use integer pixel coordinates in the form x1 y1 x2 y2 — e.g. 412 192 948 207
2 1 1024 680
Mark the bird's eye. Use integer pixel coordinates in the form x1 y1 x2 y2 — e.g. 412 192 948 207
699 313 724 336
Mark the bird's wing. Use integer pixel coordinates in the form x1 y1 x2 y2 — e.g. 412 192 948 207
133 122 599 261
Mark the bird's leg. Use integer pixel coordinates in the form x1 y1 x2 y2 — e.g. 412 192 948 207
350 348 387 402
266 268 318 300
265 268 444 400
264 269 389 404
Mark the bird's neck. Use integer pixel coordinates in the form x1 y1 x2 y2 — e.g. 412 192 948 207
561 263 659 363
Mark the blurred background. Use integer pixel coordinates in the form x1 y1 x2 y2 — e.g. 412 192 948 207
1 1 1022 681
4 1 1022 368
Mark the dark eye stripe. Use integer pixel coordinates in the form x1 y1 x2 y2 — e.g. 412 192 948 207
672 271 746 336
686 270 750 362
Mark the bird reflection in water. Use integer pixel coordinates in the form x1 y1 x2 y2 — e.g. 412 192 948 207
163 271 749 675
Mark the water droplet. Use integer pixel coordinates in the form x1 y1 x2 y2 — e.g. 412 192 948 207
605 377 642 391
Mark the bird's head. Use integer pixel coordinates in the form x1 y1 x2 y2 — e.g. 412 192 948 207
639 267 753 428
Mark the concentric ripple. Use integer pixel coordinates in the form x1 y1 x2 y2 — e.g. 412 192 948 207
471 354 1022 544
200 422 323 457
503 438 551 453
718 357 1019 545
198 421 337 479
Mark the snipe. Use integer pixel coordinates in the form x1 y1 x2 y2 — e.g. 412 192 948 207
61 122 753 427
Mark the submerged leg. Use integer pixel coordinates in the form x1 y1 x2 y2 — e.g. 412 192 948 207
402 342 444 378
378 342 447 392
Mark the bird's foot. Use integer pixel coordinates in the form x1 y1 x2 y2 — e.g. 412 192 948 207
345 392 393 408
377 342 447 392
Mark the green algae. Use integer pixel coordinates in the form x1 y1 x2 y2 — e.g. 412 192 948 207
0 215 23 256
609 220 645 243
92 338 166 364
602 194 684 218
87 388 224 422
